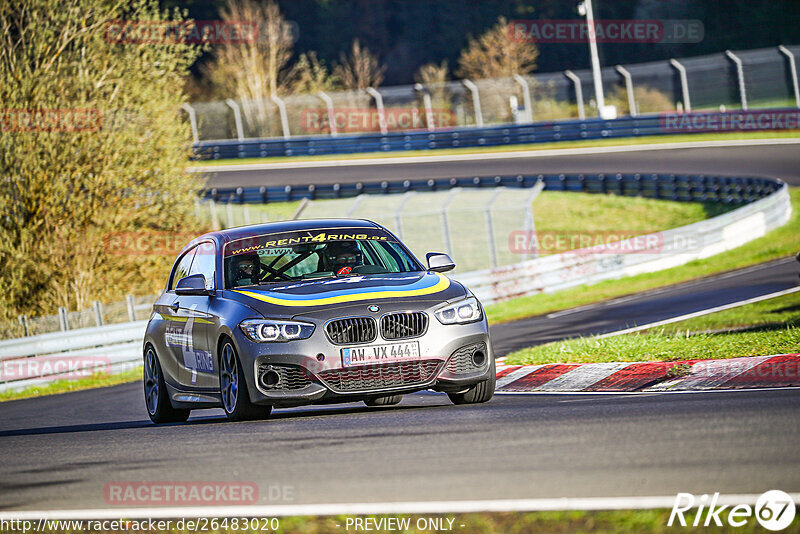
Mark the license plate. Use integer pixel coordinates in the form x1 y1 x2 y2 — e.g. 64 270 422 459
341 341 420 366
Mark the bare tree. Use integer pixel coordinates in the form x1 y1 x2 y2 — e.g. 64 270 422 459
456 16 538 80
333 40 386 90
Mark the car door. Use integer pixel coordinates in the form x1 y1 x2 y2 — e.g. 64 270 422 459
181 240 219 390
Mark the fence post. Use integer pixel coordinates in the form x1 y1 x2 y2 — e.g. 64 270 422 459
564 70 586 120
393 191 415 240
271 94 291 139
317 92 338 136
462 79 483 127
778 46 800 109
366 87 388 135
484 189 503 268
209 199 221 230
224 99 245 141
126 295 136 322
522 179 546 261
346 194 365 216
58 307 69 331
18 314 29 337
181 103 199 144
615 65 637 116
93 300 104 327
226 201 235 228
513 74 533 123
669 58 692 112
291 197 310 220
725 50 748 111
440 188 461 257
414 83 435 131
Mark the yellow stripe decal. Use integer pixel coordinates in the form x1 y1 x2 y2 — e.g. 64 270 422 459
234 274 451 307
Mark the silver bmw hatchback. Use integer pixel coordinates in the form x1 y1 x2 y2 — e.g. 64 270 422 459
143 219 495 423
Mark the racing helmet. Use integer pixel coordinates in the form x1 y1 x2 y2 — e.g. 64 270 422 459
231 254 259 286
324 241 363 273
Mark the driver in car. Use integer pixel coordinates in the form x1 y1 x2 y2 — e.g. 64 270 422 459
231 255 260 287
324 241 363 275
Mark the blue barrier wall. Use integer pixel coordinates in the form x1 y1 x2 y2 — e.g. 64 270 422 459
193 109 800 161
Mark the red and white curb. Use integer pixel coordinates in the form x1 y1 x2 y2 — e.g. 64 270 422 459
494 354 800 393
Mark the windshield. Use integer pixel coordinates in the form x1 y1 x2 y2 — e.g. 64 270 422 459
223 227 422 289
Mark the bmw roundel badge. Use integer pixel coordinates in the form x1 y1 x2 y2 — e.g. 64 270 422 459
367 305 380 313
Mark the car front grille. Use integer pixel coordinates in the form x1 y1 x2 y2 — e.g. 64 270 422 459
446 343 488 374
325 317 377 344
380 312 428 340
257 363 312 390
318 360 442 393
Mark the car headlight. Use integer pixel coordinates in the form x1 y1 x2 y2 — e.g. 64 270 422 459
239 319 315 342
434 296 482 325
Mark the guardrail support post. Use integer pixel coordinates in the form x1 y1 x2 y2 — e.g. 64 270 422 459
393 191 415 240
181 103 199 144
271 94 291 139
224 99 245 141
669 59 691 112
462 79 483 127
778 45 800 108
126 295 136 322
564 70 586 120
18 314 29 337
513 74 533 123
58 307 69 331
484 189 503 268
366 87 388 135
440 188 461 257
615 65 637 116
414 83 436 131
93 301 104 327
317 92 338 136
725 50 748 111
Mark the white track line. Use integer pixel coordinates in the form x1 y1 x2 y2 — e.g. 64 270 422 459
594 286 800 339
4 494 799 519
188 138 800 172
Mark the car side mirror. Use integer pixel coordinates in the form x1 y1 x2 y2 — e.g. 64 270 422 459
175 274 211 296
426 252 455 273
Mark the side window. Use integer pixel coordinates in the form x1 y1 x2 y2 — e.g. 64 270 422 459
170 248 197 291
188 242 217 290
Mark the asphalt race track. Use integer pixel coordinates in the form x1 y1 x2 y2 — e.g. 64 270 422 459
200 142 800 188
1 140 798 512
1 258 797 511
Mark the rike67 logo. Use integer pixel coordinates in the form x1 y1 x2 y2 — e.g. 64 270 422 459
669 490 796 530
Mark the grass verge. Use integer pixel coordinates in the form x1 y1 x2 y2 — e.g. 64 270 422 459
486 187 799 325
191 130 799 167
505 287 800 366
0 367 142 402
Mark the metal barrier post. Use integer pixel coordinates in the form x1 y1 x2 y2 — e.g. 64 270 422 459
126 295 136 322
615 65 637 116
778 45 800 108
725 50 748 111
224 99 245 141
564 70 586 120
414 83 435 131
181 103 199 144
58 307 69 331
462 79 483 127
670 59 692 112
366 87 388 135
93 301 104 327
393 191 415 240
513 74 533 123
484 189 503 268
440 188 461 257
271 95 291 138
317 92 338 136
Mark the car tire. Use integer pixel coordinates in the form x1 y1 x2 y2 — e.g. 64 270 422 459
144 345 191 424
219 339 272 422
364 395 403 407
447 357 496 405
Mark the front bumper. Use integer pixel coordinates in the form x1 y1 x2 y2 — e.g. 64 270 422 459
231 316 492 407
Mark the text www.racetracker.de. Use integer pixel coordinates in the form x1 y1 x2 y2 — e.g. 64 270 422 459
0 517 281 533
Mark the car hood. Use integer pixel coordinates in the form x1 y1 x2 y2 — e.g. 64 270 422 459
226 271 467 317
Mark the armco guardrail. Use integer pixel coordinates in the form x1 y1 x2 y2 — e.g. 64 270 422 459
0 174 789 392
194 109 800 161
460 178 791 305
